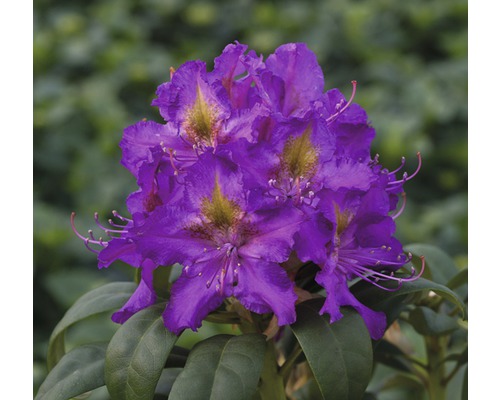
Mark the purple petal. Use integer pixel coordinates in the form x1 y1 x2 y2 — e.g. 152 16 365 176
233 257 297 326
320 89 369 124
120 120 179 177
152 60 230 125
163 256 227 335
111 260 157 324
183 152 245 210
332 122 376 162
239 207 304 263
316 264 386 340
319 158 378 193
127 144 187 215
293 209 332 265
135 205 210 267
264 43 324 117
98 239 142 269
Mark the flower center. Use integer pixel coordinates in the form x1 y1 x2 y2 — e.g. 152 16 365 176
183 85 220 147
267 126 320 205
334 204 353 237
281 126 318 180
201 177 241 230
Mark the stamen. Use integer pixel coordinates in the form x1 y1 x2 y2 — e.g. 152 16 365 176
168 148 181 175
326 80 357 123
391 192 407 219
339 252 425 292
112 210 132 223
369 154 380 166
108 218 127 228
84 238 100 254
388 157 406 175
170 66 176 80
405 152 422 181
388 152 422 186
70 212 108 252
94 212 128 235
339 261 402 292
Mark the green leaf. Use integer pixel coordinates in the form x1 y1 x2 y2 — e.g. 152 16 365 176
290 299 373 400
373 340 413 373
407 306 459 336
462 366 468 400
153 368 183 400
164 346 189 368
351 277 468 323
105 303 178 400
446 268 468 291
404 243 458 286
169 333 267 400
441 346 468 367
48 282 137 370
378 372 425 392
153 265 173 298
35 343 107 400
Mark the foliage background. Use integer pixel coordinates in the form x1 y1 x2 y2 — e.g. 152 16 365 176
33 0 467 397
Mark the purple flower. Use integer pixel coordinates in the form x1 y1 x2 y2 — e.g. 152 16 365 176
315 188 423 339
71 41 424 339
258 43 324 118
70 211 159 323
316 82 376 163
134 154 303 334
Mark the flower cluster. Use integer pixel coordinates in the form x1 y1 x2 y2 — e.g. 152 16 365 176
72 42 423 340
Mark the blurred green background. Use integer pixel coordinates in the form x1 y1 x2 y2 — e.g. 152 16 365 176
33 0 467 396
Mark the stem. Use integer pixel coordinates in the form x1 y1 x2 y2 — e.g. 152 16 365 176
259 340 287 400
441 362 462 386
278 345 303 381
425 336 448 400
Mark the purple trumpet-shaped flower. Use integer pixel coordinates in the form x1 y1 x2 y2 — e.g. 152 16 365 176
315 188 424 339
134 154 303 334
70 211 159 322
72 42 425 339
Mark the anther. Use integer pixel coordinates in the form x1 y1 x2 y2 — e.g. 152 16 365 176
112 210 132 223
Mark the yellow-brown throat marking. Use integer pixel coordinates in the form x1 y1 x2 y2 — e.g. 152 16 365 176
201 178 241 229
281 126 319 180
334 203 352 237
183 85 219 146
